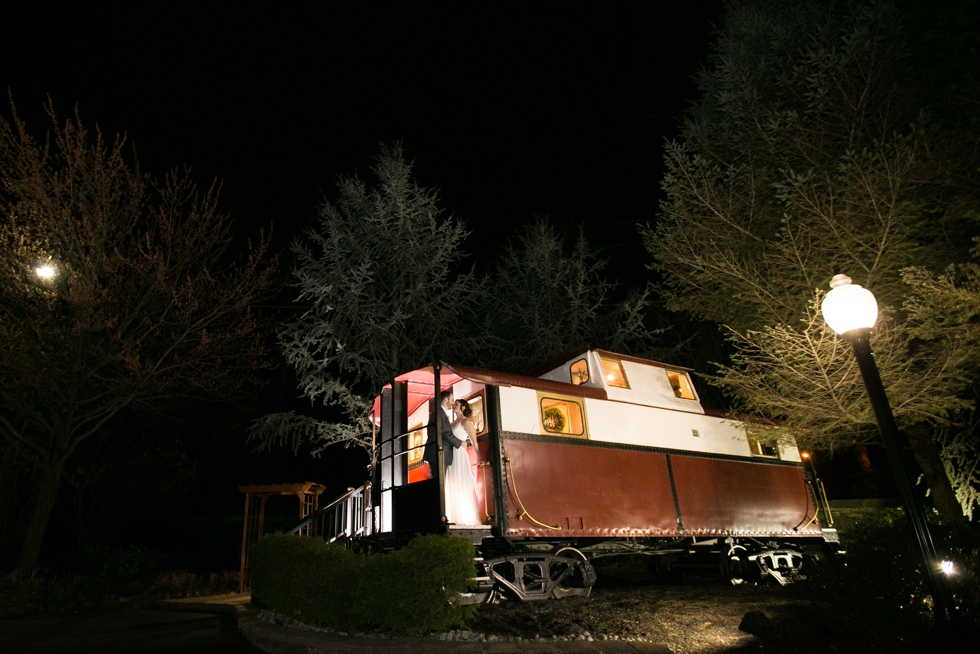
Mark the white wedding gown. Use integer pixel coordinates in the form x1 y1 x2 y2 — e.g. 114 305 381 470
444 420 482 526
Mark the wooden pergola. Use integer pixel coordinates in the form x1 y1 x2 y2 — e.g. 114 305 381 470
238 482 327 592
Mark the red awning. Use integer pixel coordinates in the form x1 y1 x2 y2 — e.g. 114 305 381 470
369 365 462 425
370 362 606 424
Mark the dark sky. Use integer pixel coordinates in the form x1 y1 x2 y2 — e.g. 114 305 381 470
1 3 724 271
2 4 727 531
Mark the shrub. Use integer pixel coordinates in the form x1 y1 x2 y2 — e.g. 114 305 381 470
0 566 240 617
364 534 478 633
797 509 980 646
150 570 239 599
249 533 477 634
79 545 165 584
249 534 360 628
0 569 109 617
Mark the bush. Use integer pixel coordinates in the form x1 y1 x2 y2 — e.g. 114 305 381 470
151 570 239 599
249 534 477 634
79 545 165 584
797 509 980 647
365 534 478 633
0 569 109 617
0 567 240 617
249 534 359 628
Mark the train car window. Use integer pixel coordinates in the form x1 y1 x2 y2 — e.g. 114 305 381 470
748 437 780 458
666 370 696 399
462 393 487 435
570 359 590 385
600 358 630 389
539 396 587 437
406 425 431 483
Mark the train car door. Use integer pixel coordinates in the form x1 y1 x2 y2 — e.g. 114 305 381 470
377 381 443 536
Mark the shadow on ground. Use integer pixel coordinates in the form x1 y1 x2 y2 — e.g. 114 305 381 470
0 609 264 653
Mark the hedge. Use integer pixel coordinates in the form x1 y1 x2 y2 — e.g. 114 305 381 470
791 509 980 643
249 533 477 634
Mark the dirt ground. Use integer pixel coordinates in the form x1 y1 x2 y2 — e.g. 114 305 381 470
467 559 924 654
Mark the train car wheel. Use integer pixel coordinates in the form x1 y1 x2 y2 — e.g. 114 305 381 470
721 544 759 585
552 548 596 599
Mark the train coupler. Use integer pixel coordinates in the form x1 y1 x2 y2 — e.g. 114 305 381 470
753 549 805 586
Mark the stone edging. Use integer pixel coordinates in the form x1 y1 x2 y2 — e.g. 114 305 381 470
157 597 672 654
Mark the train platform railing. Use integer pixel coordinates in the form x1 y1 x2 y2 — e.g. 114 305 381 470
288 485 370 542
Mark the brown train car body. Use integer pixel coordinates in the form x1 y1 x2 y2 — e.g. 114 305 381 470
369 348 834 599
492 437 819 539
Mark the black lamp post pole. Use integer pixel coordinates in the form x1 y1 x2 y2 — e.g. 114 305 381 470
844 328 956 629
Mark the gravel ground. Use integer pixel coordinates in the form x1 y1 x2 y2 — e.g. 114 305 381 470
467 559 924 654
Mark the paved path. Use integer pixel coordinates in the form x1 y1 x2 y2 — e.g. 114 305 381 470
0 608 263 653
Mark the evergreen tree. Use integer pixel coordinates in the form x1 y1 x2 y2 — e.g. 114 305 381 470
644 0 980 519
250 144 481 454
480 218 656 374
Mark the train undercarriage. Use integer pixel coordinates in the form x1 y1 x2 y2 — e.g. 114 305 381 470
453 529 823 604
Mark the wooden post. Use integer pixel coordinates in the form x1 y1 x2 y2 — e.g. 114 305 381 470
238 493 252 593
258 496 267 543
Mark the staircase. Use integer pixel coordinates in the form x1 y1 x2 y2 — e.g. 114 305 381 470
288 485 370 542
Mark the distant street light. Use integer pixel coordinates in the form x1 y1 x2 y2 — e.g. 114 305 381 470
35 263 56 279
820 274 956 630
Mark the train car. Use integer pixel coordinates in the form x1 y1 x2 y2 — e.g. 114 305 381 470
299 347 838 602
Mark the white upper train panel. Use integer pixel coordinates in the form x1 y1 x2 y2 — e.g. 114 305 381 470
527 347 799 463
536 348 705 414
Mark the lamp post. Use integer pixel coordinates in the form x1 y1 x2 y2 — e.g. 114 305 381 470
820 274 956 630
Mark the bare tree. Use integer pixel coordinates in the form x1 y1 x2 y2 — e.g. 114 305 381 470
714 294 970 451
0 101 276 569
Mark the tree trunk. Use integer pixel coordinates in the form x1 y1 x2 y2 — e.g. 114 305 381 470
903 423 966 524
16 459 66 570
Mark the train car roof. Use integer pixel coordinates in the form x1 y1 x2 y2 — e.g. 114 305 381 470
371 362 607 423
525 346 693 378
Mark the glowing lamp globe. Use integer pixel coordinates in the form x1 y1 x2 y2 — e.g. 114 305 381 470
820 274 878 335
35 264 56 279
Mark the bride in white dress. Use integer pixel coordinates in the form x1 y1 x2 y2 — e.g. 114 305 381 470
444 398 483 526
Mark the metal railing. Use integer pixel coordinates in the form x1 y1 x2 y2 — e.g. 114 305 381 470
288 485 370 542
381 428 428 490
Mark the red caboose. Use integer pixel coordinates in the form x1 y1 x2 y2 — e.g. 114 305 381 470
301 348 838 601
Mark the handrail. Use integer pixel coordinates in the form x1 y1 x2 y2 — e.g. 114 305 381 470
288 484 369 541
389 426 429 444
392 444 426 459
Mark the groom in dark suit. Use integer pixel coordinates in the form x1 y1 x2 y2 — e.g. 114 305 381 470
424 389 463 471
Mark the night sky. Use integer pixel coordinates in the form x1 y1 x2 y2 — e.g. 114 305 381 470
2 4 727 566
2 3 723 268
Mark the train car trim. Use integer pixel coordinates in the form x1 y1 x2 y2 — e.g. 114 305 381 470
499 429 804 468
528 346 694 377
446 363 606 400
371 362 607 426
487 386 510 536
665 454 686 536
